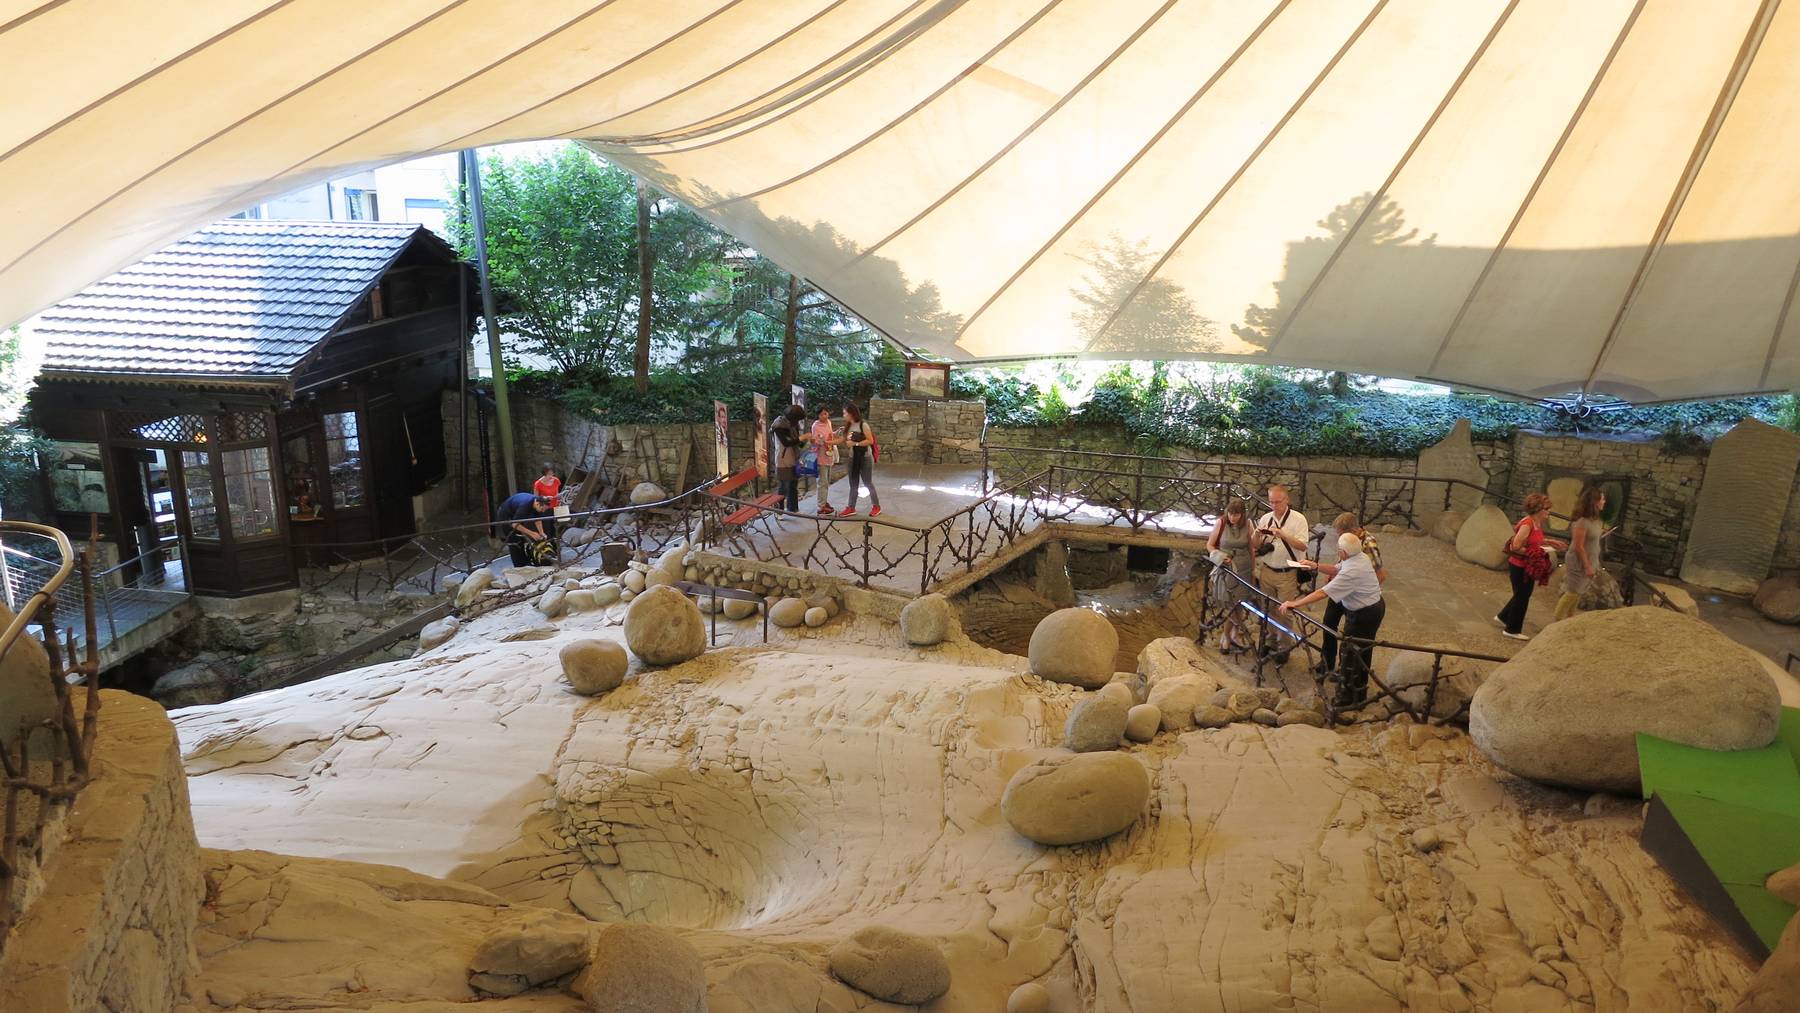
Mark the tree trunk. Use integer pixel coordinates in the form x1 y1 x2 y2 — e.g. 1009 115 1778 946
780 273 800 394
634 179 654 393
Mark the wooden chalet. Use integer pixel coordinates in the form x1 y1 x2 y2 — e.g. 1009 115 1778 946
27 220 471 596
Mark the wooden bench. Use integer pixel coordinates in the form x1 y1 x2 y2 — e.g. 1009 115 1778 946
710 466 782 527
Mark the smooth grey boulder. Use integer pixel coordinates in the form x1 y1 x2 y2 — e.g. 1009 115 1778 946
563 589 598 612
1147 676 1213 732
827 925 951 1005
454 568 495 608
1429 510 1466 544
900 593 953 645
1469 607 1781 793
1124 704 1161 742
1001 751 1150 846
622 586 705 666
1063 693 1130 752
803 606 829 628
1454 504 1513 571
722 596 758 620
536 586 568 618
1028 607 1119 689
561 639 628 695
628 482 669 505
769 597 807 628
417 616 459 652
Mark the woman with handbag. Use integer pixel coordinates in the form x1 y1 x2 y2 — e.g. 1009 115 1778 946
1554 486 1611 620
1496 493 1567 640
838 402 881 517
810 406 840 514
772 404 805 512
1206 499 1258 652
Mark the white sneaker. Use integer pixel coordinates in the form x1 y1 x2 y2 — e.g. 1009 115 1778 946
1492 615 1505 629
1502 631 1530 641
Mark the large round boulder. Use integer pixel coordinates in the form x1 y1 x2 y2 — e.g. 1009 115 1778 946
1001 751 1150 845
1027 608 1119 689
1063 693 1129 752
899 593 954 646
1754 574 1800 624
628 482 669 506
622 586 706 667
827 925 951 1005
1454 505 1513 570
1469 608 1781 793
769 597 807 628
561 639 628 695
1384 650 1492 720
573 922 705 1013
1430 510 1466 544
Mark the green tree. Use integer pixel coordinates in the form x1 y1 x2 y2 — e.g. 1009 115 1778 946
0 329 50 514
450 147 723 377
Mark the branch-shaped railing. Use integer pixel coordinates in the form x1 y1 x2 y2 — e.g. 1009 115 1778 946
0 521 100 954
1197 560 1509 726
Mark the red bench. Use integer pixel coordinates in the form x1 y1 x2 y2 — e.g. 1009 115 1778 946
711 466 782 527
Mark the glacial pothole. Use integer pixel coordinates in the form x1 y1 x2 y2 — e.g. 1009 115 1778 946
555 761 827 931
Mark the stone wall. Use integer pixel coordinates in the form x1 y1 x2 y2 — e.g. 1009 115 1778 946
986 424 1514 529
441 391 762 504
1504 431 1708 577
867 397 986 465
0 690 202 1013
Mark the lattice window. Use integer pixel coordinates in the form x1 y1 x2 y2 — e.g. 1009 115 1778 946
216 410 268 444
110 410 208 444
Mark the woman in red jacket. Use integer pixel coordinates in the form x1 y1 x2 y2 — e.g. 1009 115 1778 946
1496 493 1567 641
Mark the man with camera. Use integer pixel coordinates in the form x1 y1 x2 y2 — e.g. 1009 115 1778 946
1255 485 1311 605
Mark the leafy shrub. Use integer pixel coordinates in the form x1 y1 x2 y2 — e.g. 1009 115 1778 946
510 357 1789 458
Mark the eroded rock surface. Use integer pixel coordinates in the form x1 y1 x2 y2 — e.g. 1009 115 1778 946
173 596 1759 1011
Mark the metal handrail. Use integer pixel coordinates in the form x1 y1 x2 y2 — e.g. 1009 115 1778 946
0 522 73 662
1201 556 1509 725
984 441 1572 525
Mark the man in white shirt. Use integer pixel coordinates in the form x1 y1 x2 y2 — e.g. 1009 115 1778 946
1279 532 1387 708
1256 485 1310 605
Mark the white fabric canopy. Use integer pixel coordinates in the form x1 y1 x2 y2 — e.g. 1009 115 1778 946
5 0 1799 401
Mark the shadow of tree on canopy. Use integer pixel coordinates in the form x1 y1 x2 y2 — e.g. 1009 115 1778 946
1073 234 1219 357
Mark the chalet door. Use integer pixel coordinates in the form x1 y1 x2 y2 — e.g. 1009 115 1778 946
367 403 416 544
171 450 229 594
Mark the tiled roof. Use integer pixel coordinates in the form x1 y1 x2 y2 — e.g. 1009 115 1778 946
29 220 431 383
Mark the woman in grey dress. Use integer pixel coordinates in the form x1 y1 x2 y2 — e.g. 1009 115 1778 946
1555 485 1609 620
1207 498 1260 651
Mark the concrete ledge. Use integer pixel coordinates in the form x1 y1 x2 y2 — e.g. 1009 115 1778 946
0 690 202 1013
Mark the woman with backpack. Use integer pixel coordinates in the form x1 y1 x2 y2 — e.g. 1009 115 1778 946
839 402 881 517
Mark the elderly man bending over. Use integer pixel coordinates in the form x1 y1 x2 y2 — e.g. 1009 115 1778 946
1280 532 1386 709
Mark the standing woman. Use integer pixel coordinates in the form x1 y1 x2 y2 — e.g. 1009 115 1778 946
773 404 805 512
1554 485 1608 621
838 403 881 517
533 462 562 538
1496 493 1567 640
1205 499 1258 652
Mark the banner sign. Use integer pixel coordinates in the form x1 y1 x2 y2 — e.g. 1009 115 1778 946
752 393 769 479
